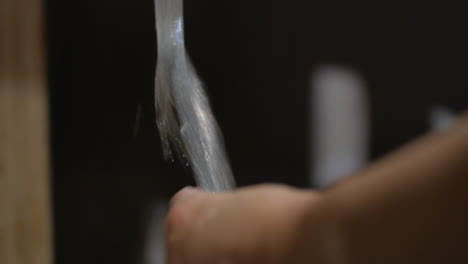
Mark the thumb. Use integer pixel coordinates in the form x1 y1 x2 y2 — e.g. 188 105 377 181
170 186 204 207
167 187 210 242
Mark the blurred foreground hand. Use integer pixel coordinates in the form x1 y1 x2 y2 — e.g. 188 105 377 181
166 184 321 264
166 112 468 264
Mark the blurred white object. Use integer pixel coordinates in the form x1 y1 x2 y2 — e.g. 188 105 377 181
143 200 168 264
310 66 370 188
429 105 455 131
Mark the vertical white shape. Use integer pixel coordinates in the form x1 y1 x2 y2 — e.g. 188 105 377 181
144 201 168 264
310 66 370 188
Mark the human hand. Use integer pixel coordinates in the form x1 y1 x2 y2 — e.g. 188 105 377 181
166 184 320 264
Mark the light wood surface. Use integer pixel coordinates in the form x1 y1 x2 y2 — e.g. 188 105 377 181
0 0 53 263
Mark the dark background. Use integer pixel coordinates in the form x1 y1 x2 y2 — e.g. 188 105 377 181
46 0 468 263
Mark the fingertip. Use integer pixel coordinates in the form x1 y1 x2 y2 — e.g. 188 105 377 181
170 186 203 207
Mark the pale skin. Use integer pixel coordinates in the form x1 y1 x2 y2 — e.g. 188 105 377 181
166 112 468 264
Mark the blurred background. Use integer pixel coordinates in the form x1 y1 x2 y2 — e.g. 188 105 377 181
46 0 468 263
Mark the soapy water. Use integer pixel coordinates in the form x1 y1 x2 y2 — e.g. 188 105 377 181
149 1 235 262
154 0 236 192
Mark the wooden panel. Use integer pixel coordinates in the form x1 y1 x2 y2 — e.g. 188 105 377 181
0 0 52 263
